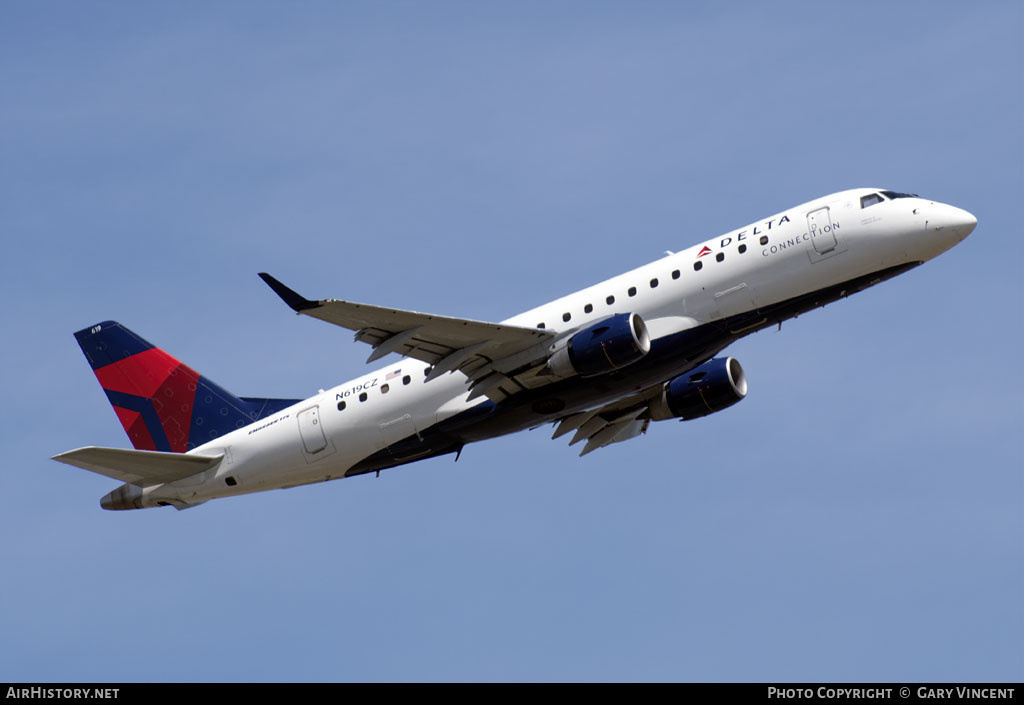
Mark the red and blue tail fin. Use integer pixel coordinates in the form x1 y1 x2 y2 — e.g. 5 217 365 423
74 321 299 452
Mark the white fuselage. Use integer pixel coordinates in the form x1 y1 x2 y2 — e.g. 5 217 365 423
138 189 976 508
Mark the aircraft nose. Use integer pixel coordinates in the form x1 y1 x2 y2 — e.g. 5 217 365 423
949 206 977 239
929 203 977 241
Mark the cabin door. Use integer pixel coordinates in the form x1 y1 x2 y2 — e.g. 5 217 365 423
297 406 328 454
807 207 837 254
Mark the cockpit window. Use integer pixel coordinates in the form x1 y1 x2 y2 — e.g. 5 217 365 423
860 193 884 209
880 190 918 200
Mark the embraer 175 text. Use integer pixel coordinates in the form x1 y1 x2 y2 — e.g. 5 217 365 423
55 189 976 510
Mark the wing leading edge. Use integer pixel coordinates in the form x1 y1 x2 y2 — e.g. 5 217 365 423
259 273 557 401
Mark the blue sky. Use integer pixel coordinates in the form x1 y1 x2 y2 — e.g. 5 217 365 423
1 1 1021 682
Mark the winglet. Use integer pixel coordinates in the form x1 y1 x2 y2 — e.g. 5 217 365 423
258 273 320 312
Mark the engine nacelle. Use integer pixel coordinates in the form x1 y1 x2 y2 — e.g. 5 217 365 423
649 357 748 421
547 313 651 378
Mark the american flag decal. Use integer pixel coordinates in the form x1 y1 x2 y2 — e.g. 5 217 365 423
386 368 402 380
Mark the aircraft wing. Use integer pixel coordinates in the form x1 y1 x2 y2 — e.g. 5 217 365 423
549 386 664 456
259 273 557 400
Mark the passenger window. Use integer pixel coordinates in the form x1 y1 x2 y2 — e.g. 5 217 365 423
424 368 431 377
537 322 545 329
337 401 346 411
381 384 389 394
402 375 411 385
738 244 747 254
628 286 637 297
693 261 703 271
760 235 768 245
584 303 593 314
671 270 680 280
650 278 658 288
606 295 615 305
562 312 571 322
860 193 883 208
359 392 367 402
716 253 724 262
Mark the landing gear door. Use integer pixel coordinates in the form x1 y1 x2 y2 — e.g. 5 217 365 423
807 207 837 254
378 413 424 460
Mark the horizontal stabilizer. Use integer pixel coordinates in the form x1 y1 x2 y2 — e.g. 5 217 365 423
52 446 224 486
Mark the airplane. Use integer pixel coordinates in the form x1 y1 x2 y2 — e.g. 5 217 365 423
53 188 977 510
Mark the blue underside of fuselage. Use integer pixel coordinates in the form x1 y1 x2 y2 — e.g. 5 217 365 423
344 262 921 477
